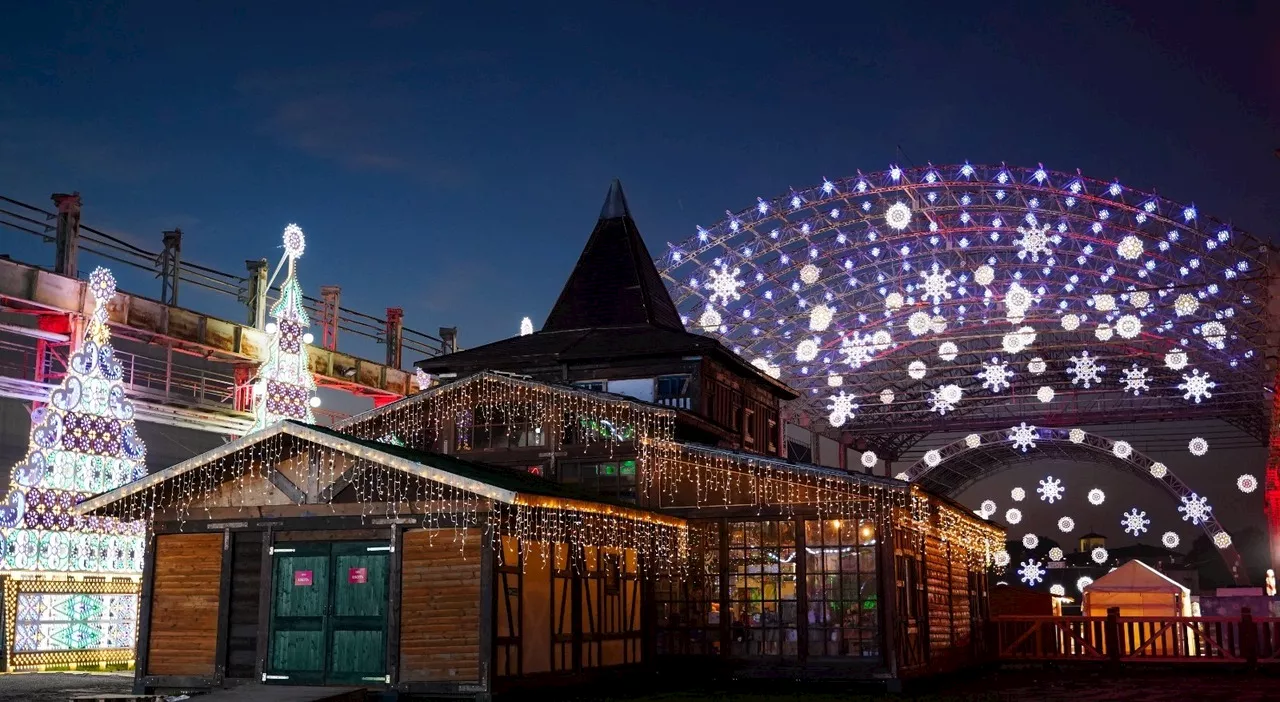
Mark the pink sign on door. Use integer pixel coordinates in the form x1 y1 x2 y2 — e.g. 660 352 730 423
348 567 368 584
293 570 313 586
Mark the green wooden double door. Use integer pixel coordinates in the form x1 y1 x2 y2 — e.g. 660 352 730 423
266 541 390 685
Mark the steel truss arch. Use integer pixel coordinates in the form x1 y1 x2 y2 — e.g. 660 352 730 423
900 426 1245 582
658 163 1273 447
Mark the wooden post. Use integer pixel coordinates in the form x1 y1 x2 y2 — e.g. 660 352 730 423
213 529 235 685
253 528 275 681
1104 606 1121 665
477 529 496 702
1242 607 1258 666
386 525 404 685
132 531 159 694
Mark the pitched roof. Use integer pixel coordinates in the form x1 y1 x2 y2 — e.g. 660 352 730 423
1084 559 1190 594
541 179 684 333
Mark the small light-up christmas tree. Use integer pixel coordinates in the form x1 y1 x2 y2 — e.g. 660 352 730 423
248 224 320 433
0 266 147 573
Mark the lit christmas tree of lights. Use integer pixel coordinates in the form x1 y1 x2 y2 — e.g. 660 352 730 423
0 266 146 574
248 224 321 433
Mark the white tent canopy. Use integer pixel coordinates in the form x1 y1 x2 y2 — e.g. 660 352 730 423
1083 559 1191 617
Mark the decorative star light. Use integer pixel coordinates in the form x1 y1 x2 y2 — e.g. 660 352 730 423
1005 508 1023 524
1116 235 1144 260
1022 533 1039 549
1050 584 1066 597
1165 347 1189 370
1010 423 1038 452
964 433 982 448
1011 487 1026 502
1179 493 1212 525
809 304 834 331
1028 357 1047 374
929 384 963 414
1174 293 1199 317
994 550 1012 567
1014 222 1053 261
414 367 432 391
1238 474 1258 493
978 357 1014 392
885 201 912 230
1188 437 1209 456
1037 386 1055 403
1057 517 1075 533
919 263 956 304
879 388 895 404
1049 547 1065 561
1161 532 1180 549
1112 440 1132 459
1178 369 1216 403
907 360 928 380
1091 547 1109 564
1019 559 1046 586
1088 488 1106 506
799 263 821 285
520 317 534 336
826 390 858 427
1122 508 1150 536
938 341 958 361
1069 428 1086 443
1149 462 1168 479
795 338 819 362
1077 576 1094 593
1115 314 1142 339
1037 476 1065 503
861 450 878 468
1066 350 1105 388
1120 364 1151 395
1214 532 1232 548
705 264 745 305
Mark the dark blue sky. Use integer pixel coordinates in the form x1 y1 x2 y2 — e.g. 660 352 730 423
0 1 1276 363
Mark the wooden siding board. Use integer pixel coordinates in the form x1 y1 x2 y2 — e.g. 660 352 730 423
398 529 482 683
147 533 223 677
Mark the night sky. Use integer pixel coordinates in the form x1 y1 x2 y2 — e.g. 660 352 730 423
1 2 1278 555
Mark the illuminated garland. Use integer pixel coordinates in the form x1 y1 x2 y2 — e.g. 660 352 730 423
0 267 146 574
249 224 319 433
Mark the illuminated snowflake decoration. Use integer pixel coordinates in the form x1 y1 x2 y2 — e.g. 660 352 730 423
826 390 858 427
1009 422 1038 452
929 384 963 415
1049 584 1066 597
1057 517 1075 533
799 263 821 285
907 311 933 337
1049 547 1065 561
1069 428 1086 444
884 292 905 311
1005 508 1023 525
859 451 878 469
885 201 912 230
978 357 1014 393
1095 323 1113 342
1178 493 1212 525
827 374 843 387
520 317 534 336
1214 532 1233 549
1028 357 1046 374
1061 313 1081 331
1003 282 1034 322
1037 476 1065 504
919 263 956 304
1161 532 1180 549
994 550 1011 568
879 388 895 404
907 360 928 380
1022 534 1040 549
894 472 909 481
1093 294 1116 312
1178 369 1216 403
751 357 781 379
1011 487 1026 502
698 306 722 331
1238 474 1258 494
1115 314 1142 339
1091 547 1109 564
1120 364 1150 395
938 341 958 361
1165 347 1189 371
795 338 819 362
282 223 307 257
1149 462 1168 479
1173 293 1199 317
1014 222 1053 261
980 499 997 516
1111 441 1132 459
1087 488 1106 506
1129 290 1150 308
1036 386 1055 403
1121 508 1150 536
923 449 942 467
974 264 995 287
1116 235 1144 260
1201 321 1227 349
1002 326 1036 354
840 331 888 368
1188 437 1209 456
88 266 117 302
1077 576 1094 593
705 264 745 305
1019 559 1046 586
1066 350 1105 388
809 304 834 332
965 433 982 448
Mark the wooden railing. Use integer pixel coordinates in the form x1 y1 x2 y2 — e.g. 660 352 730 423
992 608 1280 665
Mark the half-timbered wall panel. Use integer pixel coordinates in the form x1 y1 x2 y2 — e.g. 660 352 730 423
146 533 222 676
521 542 552 675
399 528 482 683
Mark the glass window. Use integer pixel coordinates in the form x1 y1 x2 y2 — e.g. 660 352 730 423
727 520 798 658
457 406 545 451
574 380 607 392
555 461 637 502
804 519 879 658
654 521 721 656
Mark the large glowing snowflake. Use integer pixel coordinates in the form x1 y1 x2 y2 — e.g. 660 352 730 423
907 360 928 379
826 391 858 427
1050 584 1066 597
978 357 1014 393
1057 517 1075 533
1214 532 1232 549
1088 488 1106 505
799 263 821 285
1077 576 1094 593
1037 476 1065 504
1120 364 1150 395
1238 474 1258 493
1188 437 1209 456
1018 559 1046 586
979 499 997 516
705 264 745 305
809 304 834 332
1116 235 1144 260
1115 314 1142 339
1091 547 1109 564
795 338 819 362
698 305 722 331
1002 326 1036 354
885 201 912 230
1011 487 1026 502
938 341 958 361
1173 293 1199 317
1005 508 1023 524
1014 222 1053 261
1049 547 1065 561
994 550 1011 567
919 263 956 304
1009 422 1038 452
861 451 878 468
929 384 963 414
907 311 932 336
1022 533 1039 549
1066 350 1105 388
1028 357 1047 374
1121 508 1150 536
1179 493 1212 525
840 331 886 368
1003 282 1034 322
1165 347 1189 370
965 433 982 448
1161 532 1180 549
1178 369 1216 403
1201 321 1227 349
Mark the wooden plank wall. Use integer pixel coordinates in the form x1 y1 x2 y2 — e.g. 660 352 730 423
923 534 952 651
399 528 482 683
147 533 223 676
224 532 263 679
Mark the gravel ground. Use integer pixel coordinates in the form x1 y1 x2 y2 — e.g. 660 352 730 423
0 672 133 702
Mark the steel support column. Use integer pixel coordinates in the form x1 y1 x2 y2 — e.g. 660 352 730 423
245 258 268 329
320 285 341 350
158 228 182 305
51 192 81 278
385 307 404 368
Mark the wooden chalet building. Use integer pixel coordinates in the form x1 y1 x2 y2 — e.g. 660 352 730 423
76 181 1001 698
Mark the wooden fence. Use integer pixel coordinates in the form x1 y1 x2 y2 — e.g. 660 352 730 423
992 608 1280 665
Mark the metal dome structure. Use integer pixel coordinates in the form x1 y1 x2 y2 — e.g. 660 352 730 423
658 163 1274 459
